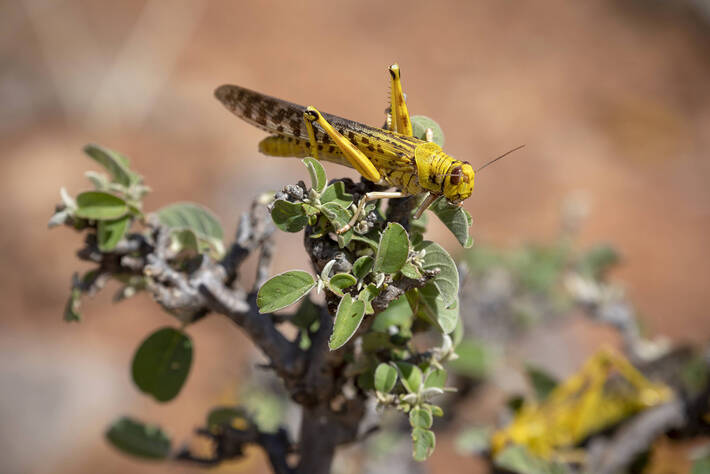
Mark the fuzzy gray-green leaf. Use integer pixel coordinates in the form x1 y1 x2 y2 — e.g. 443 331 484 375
374 363 398 393
415 240 459 307
75 191 128 220
411 115 445 147
320 181 353 208
374 222 409 274
429 197 473 248
157 202 225 256
329 294 365 350
84 144 136 187
97 215 131 251
303 157 327 193
257 271 315 313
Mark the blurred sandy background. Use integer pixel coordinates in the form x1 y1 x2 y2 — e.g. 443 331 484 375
2 0 710 472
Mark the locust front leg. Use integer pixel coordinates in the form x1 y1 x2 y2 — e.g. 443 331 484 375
303 107 400 233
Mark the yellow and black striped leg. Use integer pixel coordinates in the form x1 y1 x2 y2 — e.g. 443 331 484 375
338 191 405 234
388 64 413 136
303 106 382 183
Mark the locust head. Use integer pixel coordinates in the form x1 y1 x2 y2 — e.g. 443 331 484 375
443 162 475 205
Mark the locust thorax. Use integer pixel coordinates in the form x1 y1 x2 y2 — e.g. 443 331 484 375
414 142 475 204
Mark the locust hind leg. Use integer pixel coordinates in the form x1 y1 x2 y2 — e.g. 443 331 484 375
303 107 392 233
387 64 413 137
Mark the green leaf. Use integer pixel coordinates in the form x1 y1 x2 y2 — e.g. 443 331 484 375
411 427 436 462
329 294 366 350
350 233 380 251
525 365 558 401
372 295 413 332
157 202 225 256
411 115 445 147
409 407 433 429
374 222 410 274
257 270 315 313
429 197 473 248
494 445 569 474
105 416 171 460
400 261 422 279
320 201 351 230
413 283 459 334
415 240 459 306
75 191 128 220
449 338 494 379
374 363 398 393
303 157 327 193
424 368 447 389
167 228 204 255
352 256 374 280
358 283 379 314
329 273 357 295
320 181 353 208
132 327 193 402
97 215 131 251
396 362 422 393
206 407 249 430
84 144 136 187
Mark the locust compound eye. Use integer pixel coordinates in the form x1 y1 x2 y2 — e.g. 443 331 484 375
450 166 463 185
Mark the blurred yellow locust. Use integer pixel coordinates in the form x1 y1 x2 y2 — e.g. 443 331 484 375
492 348 672 461
215 64 485 233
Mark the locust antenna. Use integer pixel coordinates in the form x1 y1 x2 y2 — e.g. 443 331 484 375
476 144 525 173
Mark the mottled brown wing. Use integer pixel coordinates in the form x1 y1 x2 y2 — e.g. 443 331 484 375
214 84 380 143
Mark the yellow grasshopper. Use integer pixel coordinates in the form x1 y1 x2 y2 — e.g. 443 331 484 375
216 64 511 233
491 348 673 462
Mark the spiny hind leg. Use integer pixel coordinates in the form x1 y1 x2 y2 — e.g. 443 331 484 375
337 191 405 234
387 64 413 136
302 106 382 183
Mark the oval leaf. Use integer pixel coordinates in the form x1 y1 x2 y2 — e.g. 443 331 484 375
75 191 128 220
352 255 374 280
329 294 366 350
132 327 193 402
396 362 422 393
83 143 135 187
413 283 459 334
329 273 357 294
105 416 171 460
303 157 327 193
257 270 315 313
271 199 308 232
424 368 448 390
412 427 436 462
97 215 131 251
157 202 224 254
320 181 353 208
409 407 433 429
374 363 398 393
374 222 409 274
429 197 473 248
411 115 445 147
415 240 459 306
